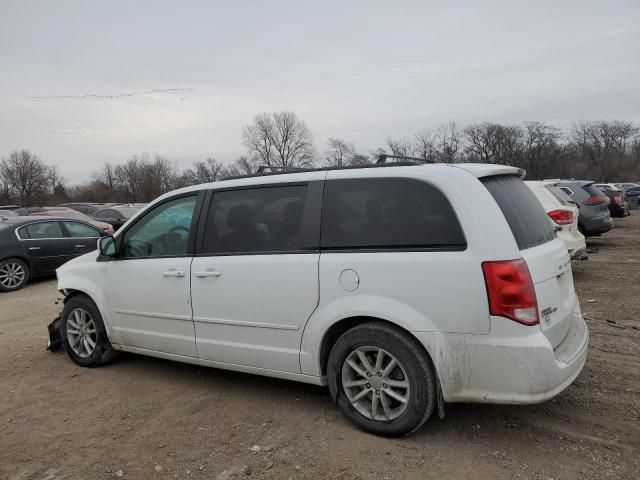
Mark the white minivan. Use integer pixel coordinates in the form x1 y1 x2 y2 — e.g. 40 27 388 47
54 163 588 436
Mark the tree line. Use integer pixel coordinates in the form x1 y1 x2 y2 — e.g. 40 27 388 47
1 112 639 206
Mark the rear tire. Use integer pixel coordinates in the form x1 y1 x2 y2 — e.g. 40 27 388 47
0 258 29 292
327 322 436 437
60 295 117 367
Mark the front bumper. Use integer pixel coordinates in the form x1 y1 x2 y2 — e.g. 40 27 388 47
414 307 589 404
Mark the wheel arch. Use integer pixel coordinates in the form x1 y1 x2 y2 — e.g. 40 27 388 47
1 254 33 270
318 316 438 379
59 285 115 340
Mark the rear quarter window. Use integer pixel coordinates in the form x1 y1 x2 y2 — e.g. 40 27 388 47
482 175 555 250
321 177 466 250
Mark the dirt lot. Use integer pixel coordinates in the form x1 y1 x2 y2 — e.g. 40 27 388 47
1 216 639 480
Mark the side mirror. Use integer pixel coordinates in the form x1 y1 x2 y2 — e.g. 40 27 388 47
98 235 117 258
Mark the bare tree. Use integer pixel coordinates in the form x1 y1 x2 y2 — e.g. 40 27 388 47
434 122 461 163
242 111 315 168
385 137 413 158
222 156 260 177
324 138 350 167
47 165 68 202
521 122 563 179
114 155 144 202
413 129 438 162
182 157 226 185
0 150 49 206
463 122 524 166
570 120 640 181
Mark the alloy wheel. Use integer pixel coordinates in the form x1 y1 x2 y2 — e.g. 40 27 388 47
66 308 97 358
341 346 410 421
0 262 26 289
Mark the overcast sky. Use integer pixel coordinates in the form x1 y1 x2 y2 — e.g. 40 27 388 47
0 0 638 183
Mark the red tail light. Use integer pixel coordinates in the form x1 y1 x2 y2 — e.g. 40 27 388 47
482 260 539 326
547 209 573 225
583 195 606 206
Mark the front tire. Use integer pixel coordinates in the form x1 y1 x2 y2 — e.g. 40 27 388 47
327 322 436 437
60 295 117 367
0 258 30 292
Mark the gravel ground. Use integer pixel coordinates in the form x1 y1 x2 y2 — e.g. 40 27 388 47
1 215 639 480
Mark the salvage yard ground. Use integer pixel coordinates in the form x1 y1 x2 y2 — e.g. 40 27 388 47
1 216 639 480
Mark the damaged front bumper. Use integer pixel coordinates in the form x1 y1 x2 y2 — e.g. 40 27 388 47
47 315 62 352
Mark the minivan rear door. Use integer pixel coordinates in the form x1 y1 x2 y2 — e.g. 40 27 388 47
482 175 578 349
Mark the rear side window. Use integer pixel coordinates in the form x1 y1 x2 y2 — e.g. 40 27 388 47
64 221 101 238
321 178 466 250
19 222 65 240
482 175 555 250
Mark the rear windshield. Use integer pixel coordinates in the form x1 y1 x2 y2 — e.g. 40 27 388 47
481 175 555 250
582 184 604 197
546 185 572 206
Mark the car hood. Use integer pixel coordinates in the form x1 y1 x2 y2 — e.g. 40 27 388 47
56 249 100 276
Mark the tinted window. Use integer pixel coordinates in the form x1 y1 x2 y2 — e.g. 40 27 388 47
202 185 308 254
583 184 605 197
482 175 555 250
321 178 466 250
19 222 65 239
64 221 101 238
121 196 197 257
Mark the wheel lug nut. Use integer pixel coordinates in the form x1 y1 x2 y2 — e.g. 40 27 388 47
375 390 380 396
366 383 371 388
377 372 382 377
366 372 372 377
383 383 387 388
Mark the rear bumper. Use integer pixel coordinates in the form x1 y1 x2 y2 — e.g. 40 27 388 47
558 232 587 259
415 305 588 404
581 215 613 236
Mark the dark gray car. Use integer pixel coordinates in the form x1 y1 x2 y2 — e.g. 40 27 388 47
557 181 613 236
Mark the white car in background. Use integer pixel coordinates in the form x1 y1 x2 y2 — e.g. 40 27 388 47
526 180 587 260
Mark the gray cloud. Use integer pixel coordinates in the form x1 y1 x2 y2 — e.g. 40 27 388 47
0 0 638 182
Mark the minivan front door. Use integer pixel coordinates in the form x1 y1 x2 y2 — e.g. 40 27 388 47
105 195 200 357
191 182 323 373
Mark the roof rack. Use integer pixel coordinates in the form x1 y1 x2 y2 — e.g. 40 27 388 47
256 165 307 174
376 154 434 164
224 161 429 181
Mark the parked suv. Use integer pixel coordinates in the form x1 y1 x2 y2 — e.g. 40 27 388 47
525 180 587 260
54 164 588 436
557 181 613 236
594 184 627 218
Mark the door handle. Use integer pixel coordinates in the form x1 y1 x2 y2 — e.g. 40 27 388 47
75 244 85 248
28 246 41 251
194 269 221 278
162 269 185 278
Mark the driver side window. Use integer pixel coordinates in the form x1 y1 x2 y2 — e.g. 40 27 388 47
121 196 197 258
